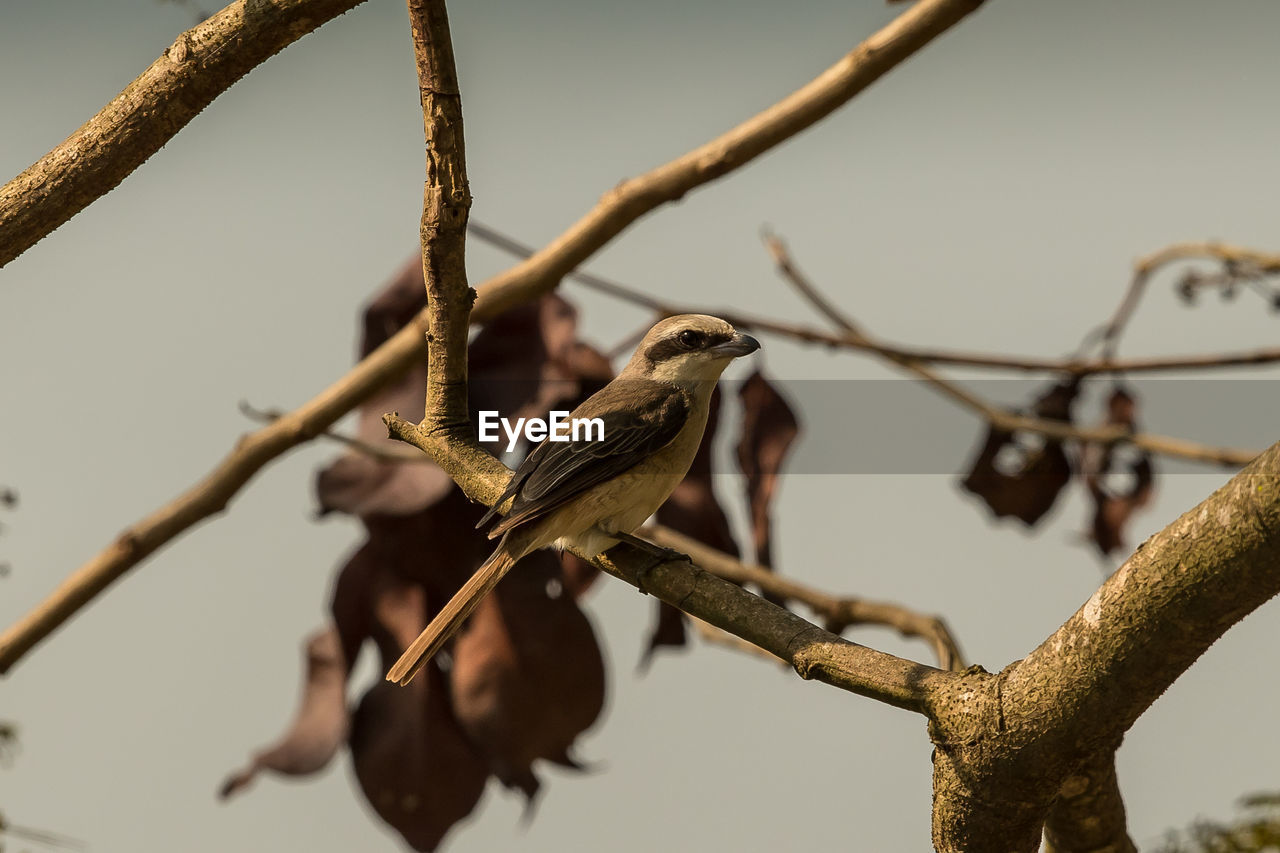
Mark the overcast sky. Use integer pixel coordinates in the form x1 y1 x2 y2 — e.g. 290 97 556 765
3 1 1280 851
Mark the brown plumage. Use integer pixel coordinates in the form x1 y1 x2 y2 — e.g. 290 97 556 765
386 314 760 685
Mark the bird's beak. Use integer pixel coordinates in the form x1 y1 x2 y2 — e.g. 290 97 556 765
713 332 761 358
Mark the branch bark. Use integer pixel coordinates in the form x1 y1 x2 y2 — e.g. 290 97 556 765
0 0 368 269
646 524 965 671
928 439 1280 851
1042 752 1137 853
0 0 988 674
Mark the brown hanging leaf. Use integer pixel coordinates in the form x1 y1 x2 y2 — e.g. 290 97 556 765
735 370 800 572
1083 387 1156 556
349 670 490 852
315 258 450 517
219 626 349 799
645 387 741 662
448 550 606 811
960 378 1079 526
347 577 490 852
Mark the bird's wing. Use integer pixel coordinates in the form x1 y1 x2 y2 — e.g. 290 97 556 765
480 381 691 538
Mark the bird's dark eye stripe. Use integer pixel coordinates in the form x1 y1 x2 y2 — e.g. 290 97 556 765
677 329 704 348
644 328 733 362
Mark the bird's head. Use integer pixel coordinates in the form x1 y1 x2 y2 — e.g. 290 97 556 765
624 314 761 386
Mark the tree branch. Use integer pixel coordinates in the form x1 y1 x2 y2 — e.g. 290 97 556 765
470 220 1280 377
469 0 988 321
1042 751 1137 853
929 439 1280 850
0 0 988 674
645 524 965 671
761 232 1259 468
1089 241 1280 359
0 0 368 269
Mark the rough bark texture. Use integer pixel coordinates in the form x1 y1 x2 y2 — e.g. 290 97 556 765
0 0 368 268
1043 753 1137 853
927 441 1280 851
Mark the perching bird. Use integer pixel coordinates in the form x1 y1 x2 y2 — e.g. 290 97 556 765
387 314 760 685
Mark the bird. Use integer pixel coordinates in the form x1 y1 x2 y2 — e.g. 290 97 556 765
387 314 760 685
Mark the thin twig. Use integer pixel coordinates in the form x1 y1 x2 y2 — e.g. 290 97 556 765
1091 241 1280 360
646 524 965 671
761 228 865 338
760 232 1260 468
471 220 1280 377
238 402 431 463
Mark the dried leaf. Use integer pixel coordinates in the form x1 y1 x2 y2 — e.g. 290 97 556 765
219 626 348 799
349 666 489 852
960 379 1079 526
735 371 800 571
347 576 489 851
449 550 605 811
315 258 449 517
1083 387 1155 556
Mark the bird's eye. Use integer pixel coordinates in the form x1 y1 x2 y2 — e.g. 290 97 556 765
677 329 703 349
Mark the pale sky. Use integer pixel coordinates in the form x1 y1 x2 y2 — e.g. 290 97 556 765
3 1 1280 851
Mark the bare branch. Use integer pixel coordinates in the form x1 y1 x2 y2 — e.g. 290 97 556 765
0 0 368 268
761 228 866 338
761 232 1260 468
646 524 965 671
1090 241 1280 359
469 0 988 320
470 220 1280 376
239 402 430 464
0 0 987 674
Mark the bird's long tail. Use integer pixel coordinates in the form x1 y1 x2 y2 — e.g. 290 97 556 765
386 538 519 686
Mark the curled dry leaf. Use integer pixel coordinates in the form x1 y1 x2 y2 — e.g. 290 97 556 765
448 550 606 810
961 378 1079 526
735 371 800 602
1083 387 1155 556
219 626 348 800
